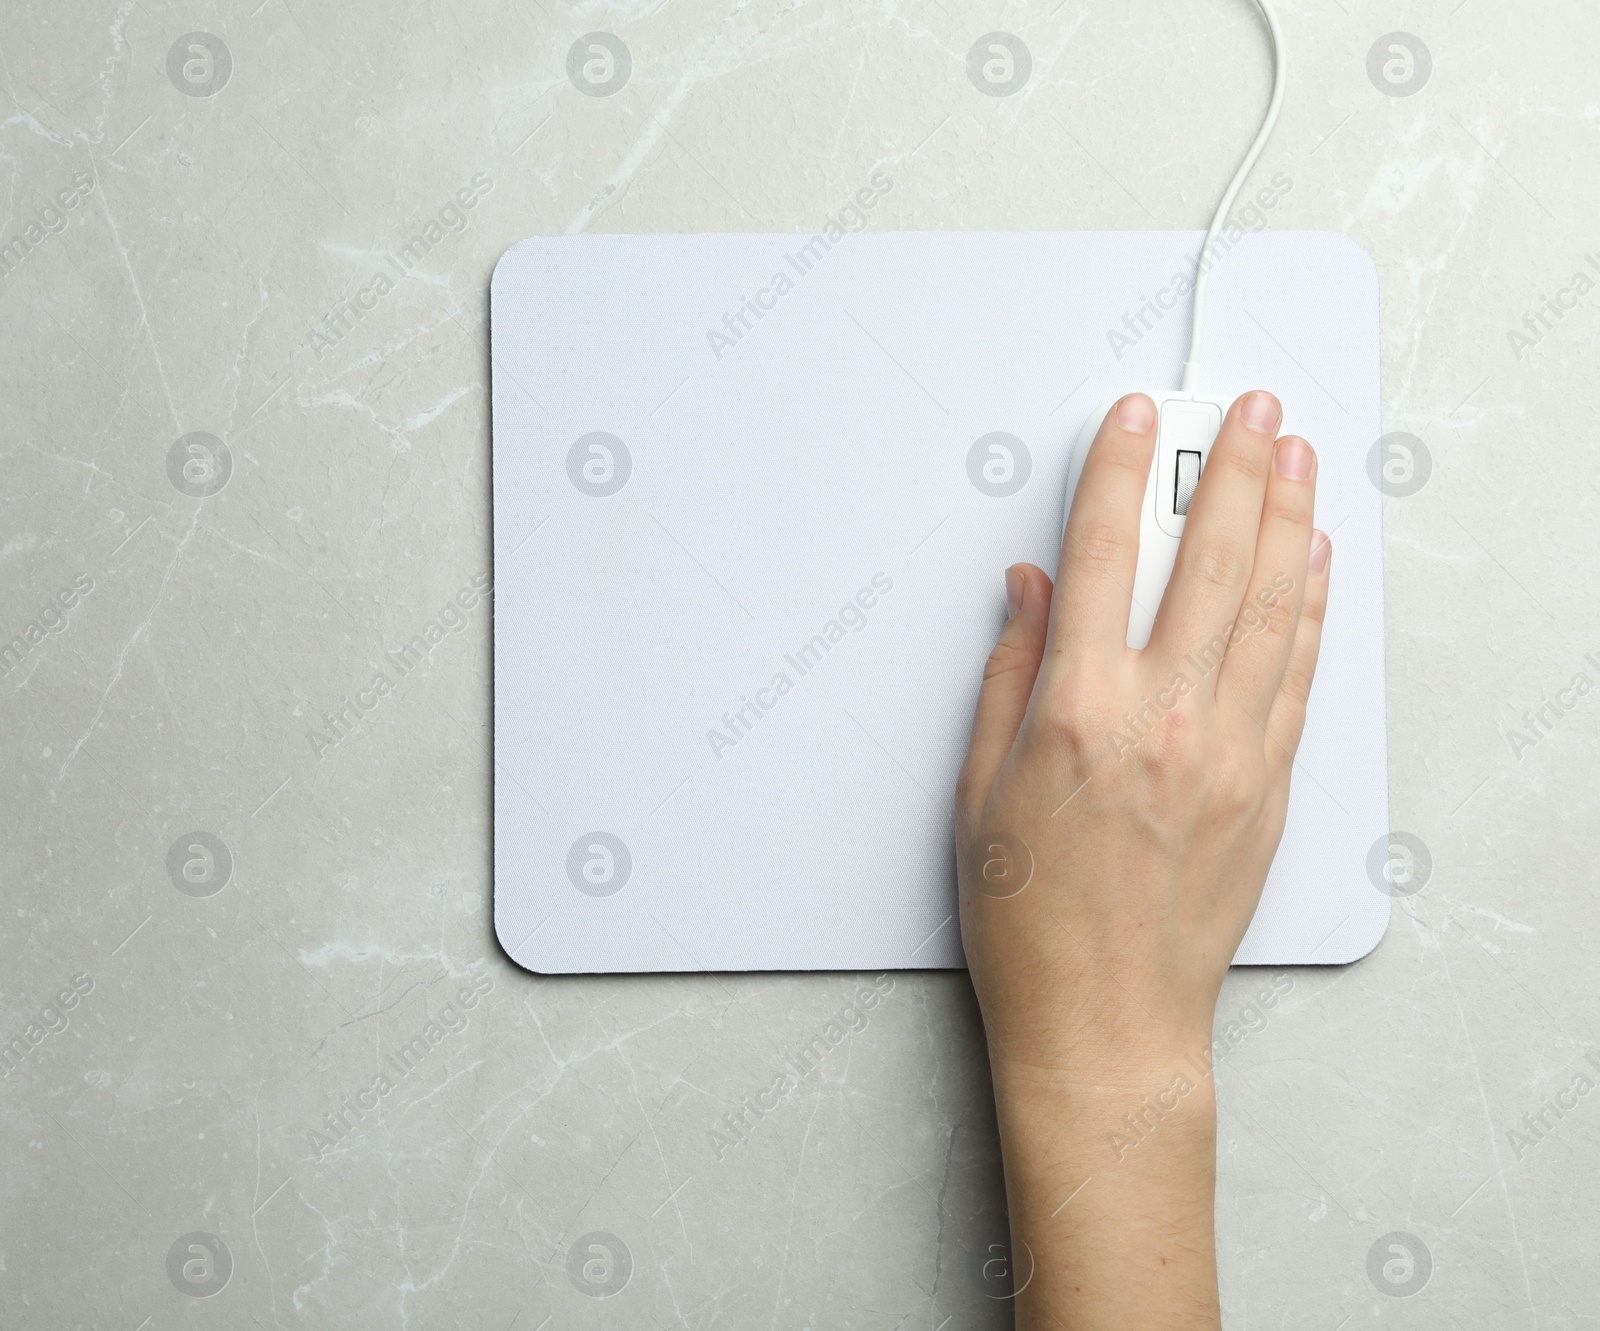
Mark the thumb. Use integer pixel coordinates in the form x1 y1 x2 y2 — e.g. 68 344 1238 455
956 563 1053 828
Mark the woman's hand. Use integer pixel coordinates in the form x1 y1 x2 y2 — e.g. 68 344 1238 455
956 390 1329 1328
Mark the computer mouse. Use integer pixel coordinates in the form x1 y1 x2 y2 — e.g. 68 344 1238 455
1061 392 1225 650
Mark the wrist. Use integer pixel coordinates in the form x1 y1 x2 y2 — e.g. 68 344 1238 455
993 1048 1218 1176
988 1014 1219 1108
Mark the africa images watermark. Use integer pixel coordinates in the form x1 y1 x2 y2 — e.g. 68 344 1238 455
704 168 894 361
1 972 95 1081
1106 171 1293 361
303 171 495 359
1 573 96 679
0 171 94 282
1504 1049 1600 1161
1109 973 1294 1162
1109 572 1294 759
308 573 491 759
706 573 893 759
707 974 895 1160
1502 650 1600 759
305 966 493 1158
1506 252 1600 361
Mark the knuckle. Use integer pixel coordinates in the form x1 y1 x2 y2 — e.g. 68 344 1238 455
1277 655 1315 707
1215 439 1271 485
1036 687 1113 749
1134 707 1206 780
1210 749 1268 818
1124 714 1267 820
982 634 1038 686
1067 518 1127 570
1249 591 1298 643
1189 538 1248 591
1261 491 1310 528
1093 437 1154 480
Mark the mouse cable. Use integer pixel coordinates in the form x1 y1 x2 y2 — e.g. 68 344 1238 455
1179 0 1286 395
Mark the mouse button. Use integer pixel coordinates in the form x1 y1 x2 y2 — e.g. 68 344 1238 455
1159 399 1223 447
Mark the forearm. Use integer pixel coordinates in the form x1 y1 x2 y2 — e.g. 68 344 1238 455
992 1050 1221 1329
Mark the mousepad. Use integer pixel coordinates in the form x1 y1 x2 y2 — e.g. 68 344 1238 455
490 230 1388 973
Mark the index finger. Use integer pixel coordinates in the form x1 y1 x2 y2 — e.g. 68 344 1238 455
1045 394 1159 674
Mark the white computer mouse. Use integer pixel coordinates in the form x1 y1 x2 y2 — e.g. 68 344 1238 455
1061 392 1225 650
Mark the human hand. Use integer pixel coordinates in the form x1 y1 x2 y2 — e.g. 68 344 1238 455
955 390 1329 1327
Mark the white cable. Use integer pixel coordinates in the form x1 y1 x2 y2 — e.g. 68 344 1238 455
1179 0 1286 394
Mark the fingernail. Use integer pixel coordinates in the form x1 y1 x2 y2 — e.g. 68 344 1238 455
1115 393 1155 433
1275 435 1313 480
1308 531 1331 574
1241 391 1280 434
1005 566 1025 618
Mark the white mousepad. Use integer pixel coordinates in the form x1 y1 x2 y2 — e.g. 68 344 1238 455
490 230 1389 973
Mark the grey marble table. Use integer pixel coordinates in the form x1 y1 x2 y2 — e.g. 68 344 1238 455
3 3 1596 1327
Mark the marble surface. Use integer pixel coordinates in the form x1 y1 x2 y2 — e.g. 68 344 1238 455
3 2 1597 1327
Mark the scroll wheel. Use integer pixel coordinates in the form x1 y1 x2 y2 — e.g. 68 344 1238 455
1174 450 1202 516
